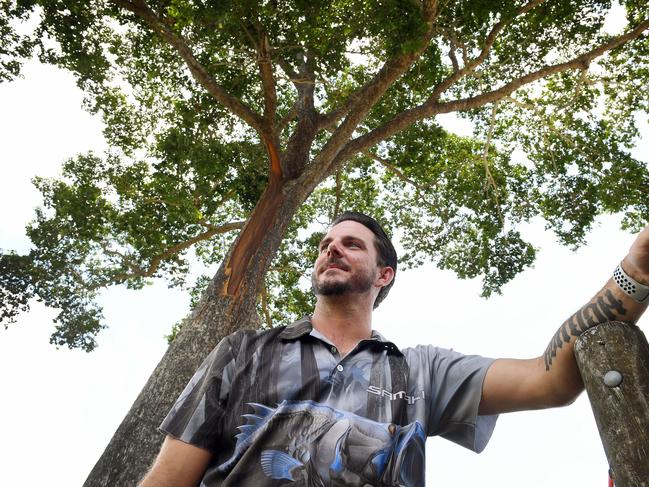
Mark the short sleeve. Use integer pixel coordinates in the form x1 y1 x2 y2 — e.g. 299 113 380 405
411 345 498 453
159 335 237 452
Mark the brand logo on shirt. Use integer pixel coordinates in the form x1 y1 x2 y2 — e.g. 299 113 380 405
366 386 425 405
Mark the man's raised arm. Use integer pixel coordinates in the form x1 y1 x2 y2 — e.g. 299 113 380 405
479 224 649 415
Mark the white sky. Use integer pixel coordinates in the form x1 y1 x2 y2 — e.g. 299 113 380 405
0 58 647 487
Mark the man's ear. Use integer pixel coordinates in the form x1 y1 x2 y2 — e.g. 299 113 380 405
375 266 395 288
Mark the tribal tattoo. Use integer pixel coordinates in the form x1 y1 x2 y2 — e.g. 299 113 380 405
543 289 627 371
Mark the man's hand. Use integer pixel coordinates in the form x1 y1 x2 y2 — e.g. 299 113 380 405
479 224 649 416
138 436 212 487
622 224 649 284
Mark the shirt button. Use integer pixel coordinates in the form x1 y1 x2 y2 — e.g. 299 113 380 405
331 346 337 354
336 364 344 372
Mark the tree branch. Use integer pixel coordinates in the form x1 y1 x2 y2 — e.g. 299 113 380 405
277 57 303 90
282 50 318 178
257 31 277 127
229 18 282 177
431 0 547 102
337 18 649 162
302 1 440 186
99 242 147 277
100 221 245 283
316 0 440 132
448 43 459 72
279 102 299 131
441 27 470 67
317 100 351 132
112 0 265 135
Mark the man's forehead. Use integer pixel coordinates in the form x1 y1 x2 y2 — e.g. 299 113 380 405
323 220 374 241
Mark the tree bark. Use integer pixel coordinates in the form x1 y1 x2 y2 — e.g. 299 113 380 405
83 177 310 486
573 321 649 487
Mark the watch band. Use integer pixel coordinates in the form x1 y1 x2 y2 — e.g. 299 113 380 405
613 264 649 304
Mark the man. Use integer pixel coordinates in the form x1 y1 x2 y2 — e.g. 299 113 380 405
140 212 649 486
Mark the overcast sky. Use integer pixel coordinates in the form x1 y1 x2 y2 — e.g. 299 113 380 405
0 54 647 486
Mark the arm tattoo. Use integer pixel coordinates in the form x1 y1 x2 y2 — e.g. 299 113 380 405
543 289 627 371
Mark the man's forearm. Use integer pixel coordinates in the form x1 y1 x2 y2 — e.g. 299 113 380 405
542 259 648 400
544 282 636 371
480 232 649 415
137 436 212 487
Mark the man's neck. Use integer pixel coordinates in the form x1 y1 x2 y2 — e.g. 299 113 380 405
310 295 374 356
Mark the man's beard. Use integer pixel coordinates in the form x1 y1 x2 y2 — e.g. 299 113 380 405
311 260 375 297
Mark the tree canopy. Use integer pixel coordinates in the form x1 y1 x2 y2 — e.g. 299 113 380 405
3 1 649 484
2 0 649 352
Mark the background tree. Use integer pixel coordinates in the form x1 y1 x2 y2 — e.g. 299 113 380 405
2 0 649 484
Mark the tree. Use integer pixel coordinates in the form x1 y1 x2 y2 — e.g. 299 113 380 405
2 0 649 484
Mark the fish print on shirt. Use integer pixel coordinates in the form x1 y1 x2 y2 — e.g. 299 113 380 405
217 400 426 487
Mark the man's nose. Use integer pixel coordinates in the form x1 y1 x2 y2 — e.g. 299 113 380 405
326 240 343 257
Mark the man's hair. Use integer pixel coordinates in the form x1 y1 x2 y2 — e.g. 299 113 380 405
330 211 397 308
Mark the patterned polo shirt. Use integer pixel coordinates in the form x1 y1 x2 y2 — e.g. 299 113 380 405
160 318 498 486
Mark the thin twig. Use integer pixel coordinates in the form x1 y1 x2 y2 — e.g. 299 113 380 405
505 94 606 172
260 283 272 328
481 102 505 227
362 149 440 213
333 169 342 218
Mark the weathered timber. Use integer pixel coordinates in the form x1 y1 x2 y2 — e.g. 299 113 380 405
574 321 649 487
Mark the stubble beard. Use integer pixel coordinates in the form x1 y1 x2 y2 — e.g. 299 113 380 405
311 262 375 297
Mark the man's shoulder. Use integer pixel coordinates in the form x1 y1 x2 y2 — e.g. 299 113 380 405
399 343 468 363
219 324 291 354
399 343 495 373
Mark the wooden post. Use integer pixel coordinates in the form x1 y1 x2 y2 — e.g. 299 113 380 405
574 321 649 487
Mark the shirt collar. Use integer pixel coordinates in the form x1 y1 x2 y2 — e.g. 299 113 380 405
278 317 313 340
278 317 402 355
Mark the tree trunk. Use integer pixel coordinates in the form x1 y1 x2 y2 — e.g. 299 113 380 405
573 321 649 487
83 178 309 486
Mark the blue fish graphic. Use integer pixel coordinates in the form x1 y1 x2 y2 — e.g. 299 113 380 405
217 399 426 486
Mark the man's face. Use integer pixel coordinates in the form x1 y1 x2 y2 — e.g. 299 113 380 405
311 220 381 298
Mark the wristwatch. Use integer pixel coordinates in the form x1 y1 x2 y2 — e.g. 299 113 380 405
613 264 649 304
